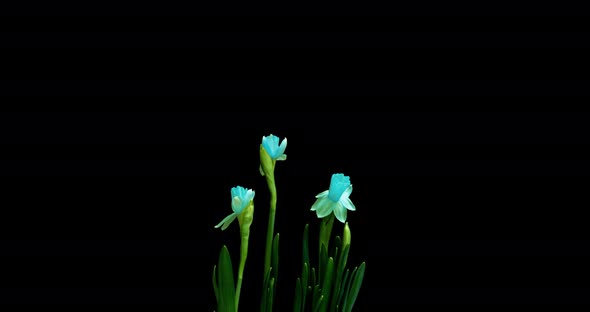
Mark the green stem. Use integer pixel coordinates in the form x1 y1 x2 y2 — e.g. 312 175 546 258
263 173 277 278
235 232 249 311
319 214 335 255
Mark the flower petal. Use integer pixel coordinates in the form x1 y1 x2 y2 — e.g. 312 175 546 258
341 197 356 211
315 190 329 199
342 185 353 199
220 214 237 231
245 189 255 203
333 202 347 223
232 196 243 213
315 197 334 218
215 213 237 230
312 196 331 212
261 135 274 157
328 174 351 202
269 134 279 147
278 137 287 156
276 154 287 161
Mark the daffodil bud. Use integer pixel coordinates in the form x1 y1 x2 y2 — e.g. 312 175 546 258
260 134 287 177
238 201 254 234
215 186 255 231
259 144 275 178
342 222 351 248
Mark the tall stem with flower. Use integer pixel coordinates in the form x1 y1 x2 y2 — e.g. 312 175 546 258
259 134 287 312
214 186 255 312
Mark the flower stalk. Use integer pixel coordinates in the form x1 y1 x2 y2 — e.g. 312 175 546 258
260 144 277 281
259 134 287 312
214 186 255 312
236 201 254 310
319 213 334 255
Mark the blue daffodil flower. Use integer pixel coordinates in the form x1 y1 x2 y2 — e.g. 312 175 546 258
262 134 287 161
215 186 255 231
311 173 356 223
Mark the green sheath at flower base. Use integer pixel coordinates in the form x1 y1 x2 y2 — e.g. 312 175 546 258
311 173 356 223
237 201 254 232
259 145 274 178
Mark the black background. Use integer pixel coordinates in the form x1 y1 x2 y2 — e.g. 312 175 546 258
1 2 590 309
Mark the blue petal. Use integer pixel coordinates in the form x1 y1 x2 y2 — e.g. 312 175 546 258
231 186 246 199
262 134 278 158
333 202 347 223
230 186 254 213
262 134 286 160
328 173 351 202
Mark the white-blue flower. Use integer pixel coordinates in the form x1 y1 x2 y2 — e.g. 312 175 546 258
311 173 356 223
261 134 287 161
215 186 255 231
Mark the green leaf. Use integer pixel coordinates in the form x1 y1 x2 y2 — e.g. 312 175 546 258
311 284 321 311
330 244 350 312
260 267 272 312
313 295 324 312
337 268 350 309
294 278 302 312
268 277 276 311
319 244 328 288
212 265 219 305
217 245 236 312
303 263 310 309
319 257 335 312
301 224 311 312
337 245 350 276
263 285 270 312
344 262 366 312
341 266 357 311
333 236 342 259
303 224 310 267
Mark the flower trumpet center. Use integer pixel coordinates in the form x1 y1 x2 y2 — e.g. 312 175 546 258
262 135 280 158
231 186 255 213
328 173 350 202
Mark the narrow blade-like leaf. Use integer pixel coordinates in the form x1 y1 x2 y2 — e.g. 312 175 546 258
294 278 302 312
319 257 335 312
344 262 366 312
217 246 236 312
